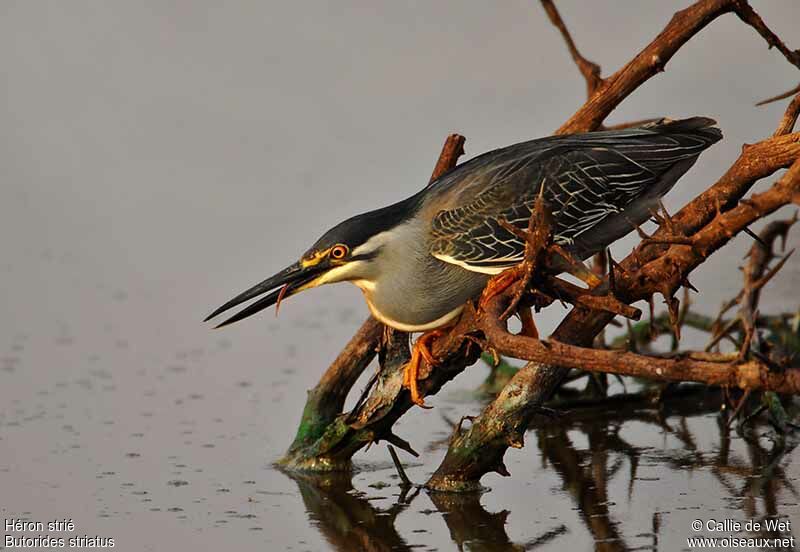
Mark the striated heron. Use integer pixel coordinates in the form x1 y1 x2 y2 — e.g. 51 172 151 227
205 117 721 405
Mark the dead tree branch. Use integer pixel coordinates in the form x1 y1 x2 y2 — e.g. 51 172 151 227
426 0 800 491
540 0 602 97
478 289 800 394
558 0 800 135
279 0 800 486
758 83 800 107
773 92 800 136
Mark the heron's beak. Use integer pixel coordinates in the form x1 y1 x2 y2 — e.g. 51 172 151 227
204 261 328 328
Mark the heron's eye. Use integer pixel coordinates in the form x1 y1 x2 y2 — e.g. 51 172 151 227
330 244 349 260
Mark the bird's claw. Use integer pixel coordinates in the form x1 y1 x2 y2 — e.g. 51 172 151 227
479 268 523 311
402 330 444 408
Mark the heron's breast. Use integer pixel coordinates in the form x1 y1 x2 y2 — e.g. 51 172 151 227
356 259 488 332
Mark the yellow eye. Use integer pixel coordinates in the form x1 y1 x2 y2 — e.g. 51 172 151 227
330 244 348 260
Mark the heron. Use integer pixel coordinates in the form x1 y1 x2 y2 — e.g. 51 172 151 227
206 117 721 405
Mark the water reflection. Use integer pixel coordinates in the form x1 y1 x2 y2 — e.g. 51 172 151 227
428 492 567 551
287 470 567 551
282 387 798 551
291 470 414 551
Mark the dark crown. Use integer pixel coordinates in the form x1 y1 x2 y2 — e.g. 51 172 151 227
305 194 421 257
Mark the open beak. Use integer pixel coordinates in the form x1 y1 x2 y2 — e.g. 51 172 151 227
204 261 327 328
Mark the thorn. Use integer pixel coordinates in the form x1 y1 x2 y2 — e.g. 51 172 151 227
648 207 665 226
634 222 651 241
665 293 681 342
456 415 477 433
659 200 675 228
682 278 699 293
752 249 794 291
609 254 625 275
383 431 419 458
742 226 768 249
613 373 628 393
387 445 414 488
755 83 800 106
507 432 525 449
494 462 511 477
607 248 617 292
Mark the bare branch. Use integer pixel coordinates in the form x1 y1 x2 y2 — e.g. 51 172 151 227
558 0 800 134
280 0 800 488
773 92 800 136
731 0 800 71
540 0 602 97
429 134 466 182
427 0 800 491
479 290 800 395
557 0 736 134
757 83 800 107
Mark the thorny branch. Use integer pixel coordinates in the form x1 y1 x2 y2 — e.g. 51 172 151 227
558 0 800 135
426 0 800 491
540 0 602 97
280 0 800 487
735 215 797 359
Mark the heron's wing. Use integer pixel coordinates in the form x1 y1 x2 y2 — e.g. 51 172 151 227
429 118 721 273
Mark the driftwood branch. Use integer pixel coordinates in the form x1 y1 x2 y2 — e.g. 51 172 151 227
478 289 800 394
279 318 382 470
279 0 800 488
426 0 800 491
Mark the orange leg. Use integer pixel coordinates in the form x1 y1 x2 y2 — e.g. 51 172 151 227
478 267 522 310
403 330 444 407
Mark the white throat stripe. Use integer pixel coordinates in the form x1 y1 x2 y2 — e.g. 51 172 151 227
352 230 394 257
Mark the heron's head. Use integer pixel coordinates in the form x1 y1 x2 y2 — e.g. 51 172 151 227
205 200 413 328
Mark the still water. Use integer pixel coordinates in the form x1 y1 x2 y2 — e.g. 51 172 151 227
2 2 800 550
1 326 797 551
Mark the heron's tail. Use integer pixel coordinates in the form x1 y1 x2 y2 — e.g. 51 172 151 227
639 116 722 146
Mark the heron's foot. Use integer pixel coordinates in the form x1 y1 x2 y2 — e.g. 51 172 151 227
402 330 444 408
479 268 523 311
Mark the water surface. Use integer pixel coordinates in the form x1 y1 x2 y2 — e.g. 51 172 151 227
1 2 799 550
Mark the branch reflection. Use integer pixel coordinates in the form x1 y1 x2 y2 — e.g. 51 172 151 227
281 385 798 551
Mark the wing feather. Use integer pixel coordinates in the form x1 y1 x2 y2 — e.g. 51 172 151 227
429 118 721 272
